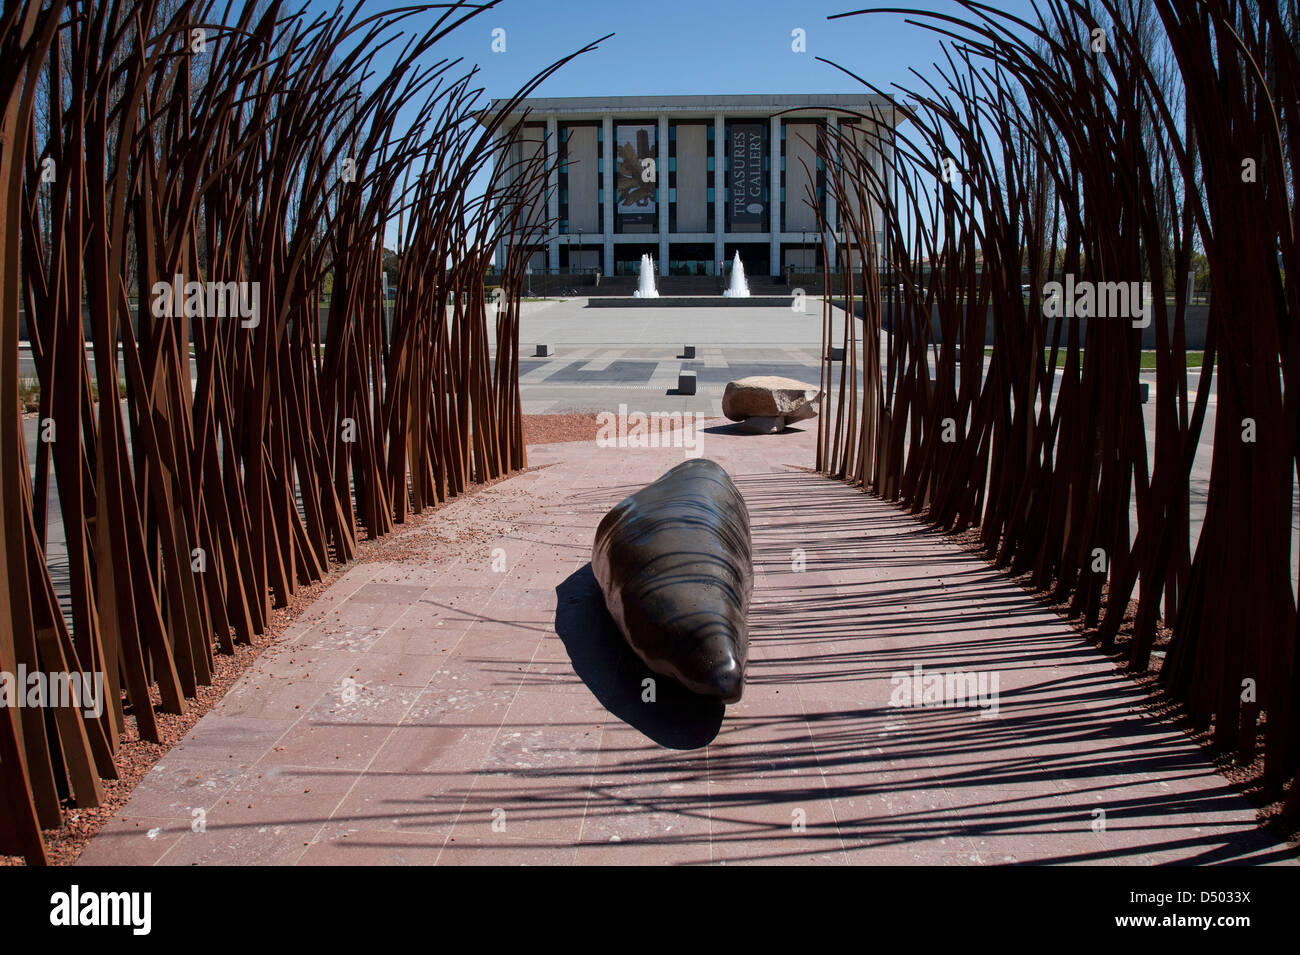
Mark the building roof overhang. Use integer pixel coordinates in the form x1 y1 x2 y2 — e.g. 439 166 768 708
474 93 905 129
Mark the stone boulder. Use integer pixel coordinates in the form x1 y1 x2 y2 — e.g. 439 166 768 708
735 415 787 435
722 376 821 424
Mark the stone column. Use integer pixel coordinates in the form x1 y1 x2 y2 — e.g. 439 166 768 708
769 115 780 276
602 114 614 276
546 116 559 271
658 114 669 279
713 113 725 276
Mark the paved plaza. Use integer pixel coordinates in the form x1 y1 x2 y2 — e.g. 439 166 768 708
17 299 1298 636
78 415 1295 865
502 298 1296 585
500 298 847 415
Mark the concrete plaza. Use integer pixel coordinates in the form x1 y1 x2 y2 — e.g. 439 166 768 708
502 297 846 416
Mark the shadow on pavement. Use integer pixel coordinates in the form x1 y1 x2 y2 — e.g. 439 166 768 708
554 563 723 749
702 421 812 436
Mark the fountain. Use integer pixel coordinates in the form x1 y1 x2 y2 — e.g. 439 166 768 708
722 251 750 298
633 253 659 298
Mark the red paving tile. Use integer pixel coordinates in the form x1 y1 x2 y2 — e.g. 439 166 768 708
78 424 1299 865
77 816 192 866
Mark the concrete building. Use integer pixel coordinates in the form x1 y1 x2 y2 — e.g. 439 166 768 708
484 93 902 278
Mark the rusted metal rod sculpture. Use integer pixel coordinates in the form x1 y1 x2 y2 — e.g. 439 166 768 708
819 0 1298 822
0 0 600 864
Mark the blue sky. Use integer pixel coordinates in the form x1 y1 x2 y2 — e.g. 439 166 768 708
347 0 1043 248
368 0 1040 103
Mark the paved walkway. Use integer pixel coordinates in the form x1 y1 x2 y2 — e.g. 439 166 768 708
78 423 1295 865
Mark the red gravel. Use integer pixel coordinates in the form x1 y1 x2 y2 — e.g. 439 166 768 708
523 412 698 446
524 413 602 445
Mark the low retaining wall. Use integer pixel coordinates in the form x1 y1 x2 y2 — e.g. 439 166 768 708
585 295 796 308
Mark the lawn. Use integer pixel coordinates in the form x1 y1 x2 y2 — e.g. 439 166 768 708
981 348 1207 370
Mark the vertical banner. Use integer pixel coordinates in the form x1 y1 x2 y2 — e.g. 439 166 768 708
729 123 765 227
615 123 657 226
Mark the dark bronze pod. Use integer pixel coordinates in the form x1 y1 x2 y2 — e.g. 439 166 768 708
592 459 752 703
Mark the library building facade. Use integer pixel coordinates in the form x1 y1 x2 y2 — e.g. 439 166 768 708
488 93 900 278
